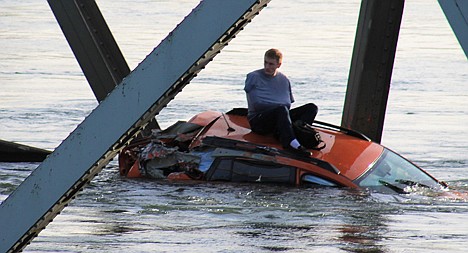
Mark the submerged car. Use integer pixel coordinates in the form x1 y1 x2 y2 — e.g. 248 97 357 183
119 108 448 194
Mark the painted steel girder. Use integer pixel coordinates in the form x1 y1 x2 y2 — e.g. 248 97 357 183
0 1 270 252
342 0 405 143
48 0 130 102
438 0 468 59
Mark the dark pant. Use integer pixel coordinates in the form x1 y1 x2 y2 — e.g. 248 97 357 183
248 103 318 148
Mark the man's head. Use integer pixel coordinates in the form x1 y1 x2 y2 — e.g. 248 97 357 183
263 48 282 76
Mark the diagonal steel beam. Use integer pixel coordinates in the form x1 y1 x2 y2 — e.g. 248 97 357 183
48 0 130 102
0 1 270 252
438 0 468 59
0 1 135 163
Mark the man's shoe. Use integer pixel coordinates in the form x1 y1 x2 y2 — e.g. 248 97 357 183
297 145 311 156
287 145 311 157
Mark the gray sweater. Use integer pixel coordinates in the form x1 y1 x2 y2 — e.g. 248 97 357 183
244 69 294 119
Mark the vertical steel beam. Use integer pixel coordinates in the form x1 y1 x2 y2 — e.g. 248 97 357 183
342 0 405 143
47 0 130 102
438 0 468 59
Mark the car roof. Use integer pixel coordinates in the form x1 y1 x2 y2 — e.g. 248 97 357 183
188 111 384 181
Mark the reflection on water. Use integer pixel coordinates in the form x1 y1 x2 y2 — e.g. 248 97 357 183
1 0 468 252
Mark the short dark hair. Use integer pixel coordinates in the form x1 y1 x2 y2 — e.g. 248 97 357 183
264 48 282 63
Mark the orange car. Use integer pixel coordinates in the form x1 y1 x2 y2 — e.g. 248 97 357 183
119 109 447 194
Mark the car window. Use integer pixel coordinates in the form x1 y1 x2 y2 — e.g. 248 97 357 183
355 149 442 191
206 157 296 184
302 174 337 187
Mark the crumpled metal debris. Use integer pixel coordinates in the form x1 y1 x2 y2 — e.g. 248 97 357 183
139 140 201 179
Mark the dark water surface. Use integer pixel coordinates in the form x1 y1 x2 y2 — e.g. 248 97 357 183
1 0 467 252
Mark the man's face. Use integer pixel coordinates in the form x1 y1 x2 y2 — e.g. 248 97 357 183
263 57 281 76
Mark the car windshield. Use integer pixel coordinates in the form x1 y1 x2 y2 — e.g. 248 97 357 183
355 149 442 193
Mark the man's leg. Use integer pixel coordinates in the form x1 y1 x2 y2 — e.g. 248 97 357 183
249 106 295 148
290 103 318 125
248 107 279 134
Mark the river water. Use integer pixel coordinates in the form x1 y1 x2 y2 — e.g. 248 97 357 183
1 0 467 252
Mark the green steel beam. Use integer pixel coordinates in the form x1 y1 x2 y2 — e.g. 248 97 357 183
0 1 270 252
438 0 468 59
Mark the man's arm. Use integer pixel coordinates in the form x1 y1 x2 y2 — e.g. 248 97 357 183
289 81 295 104
244 72 256 93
